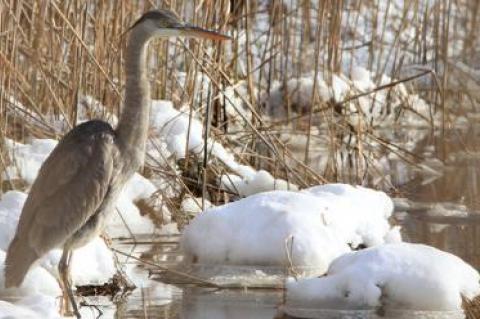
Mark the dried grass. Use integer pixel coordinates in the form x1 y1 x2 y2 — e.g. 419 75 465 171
0 0 478 203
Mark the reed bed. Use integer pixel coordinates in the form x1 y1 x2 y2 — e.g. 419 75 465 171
0 0 478 210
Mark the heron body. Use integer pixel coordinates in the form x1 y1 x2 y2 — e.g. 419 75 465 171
4 9 228 318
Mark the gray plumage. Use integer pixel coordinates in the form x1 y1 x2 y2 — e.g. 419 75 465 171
4 9 228 318
5 120 119 287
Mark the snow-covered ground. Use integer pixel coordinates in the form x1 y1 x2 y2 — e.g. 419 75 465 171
285 242 480 311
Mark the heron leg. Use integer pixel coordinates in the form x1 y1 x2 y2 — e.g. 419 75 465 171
59 248 81 319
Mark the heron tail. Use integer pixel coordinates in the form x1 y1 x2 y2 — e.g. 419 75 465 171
4 236 38 288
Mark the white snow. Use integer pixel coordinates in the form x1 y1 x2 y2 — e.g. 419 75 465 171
182 190 349 274
221 170 298 197
0 251 61 298
181 195 213 217
302 184 399 247
0 191 27 250
0 294 62 319
286 242 480 311
181 184 398 274
149 100 204 158
4 138 58 184
0 249 62 319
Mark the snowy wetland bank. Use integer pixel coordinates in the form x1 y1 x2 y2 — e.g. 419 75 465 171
1 0 480 318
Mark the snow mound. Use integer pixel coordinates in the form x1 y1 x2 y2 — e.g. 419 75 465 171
0 250 61 298
181 191 349 274
181 184 398 273
43 238 116 286
150 100 204 157
0 249 61 319
286 243 480 311
181 195 213 217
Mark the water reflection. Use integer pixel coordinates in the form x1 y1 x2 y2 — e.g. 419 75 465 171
112 236 471 319
393 124 480 268
180 288 280 319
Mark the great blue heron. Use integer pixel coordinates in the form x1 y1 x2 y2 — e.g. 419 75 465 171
4 9 228 318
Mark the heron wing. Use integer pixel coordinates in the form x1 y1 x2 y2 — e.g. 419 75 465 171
15 120 120 256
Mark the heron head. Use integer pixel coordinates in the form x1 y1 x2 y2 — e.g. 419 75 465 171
131 9 230 41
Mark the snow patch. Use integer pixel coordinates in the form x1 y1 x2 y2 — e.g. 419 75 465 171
221 170 298 197
286 243 480 311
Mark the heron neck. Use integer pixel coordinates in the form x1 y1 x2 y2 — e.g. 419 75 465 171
116 28 151 166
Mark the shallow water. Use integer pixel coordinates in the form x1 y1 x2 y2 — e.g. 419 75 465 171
92 124 480 319
107 237 467 319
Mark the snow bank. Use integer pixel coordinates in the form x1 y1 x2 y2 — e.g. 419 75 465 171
0 191 27 250
0 249 62 319
0 294 61 319
150 100 204 157
181 195 213 217
149 100 297 196
181 184 398 273
286 243 480 311
0 251 61 298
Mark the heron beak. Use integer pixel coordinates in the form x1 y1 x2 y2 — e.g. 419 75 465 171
178 24 230 41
